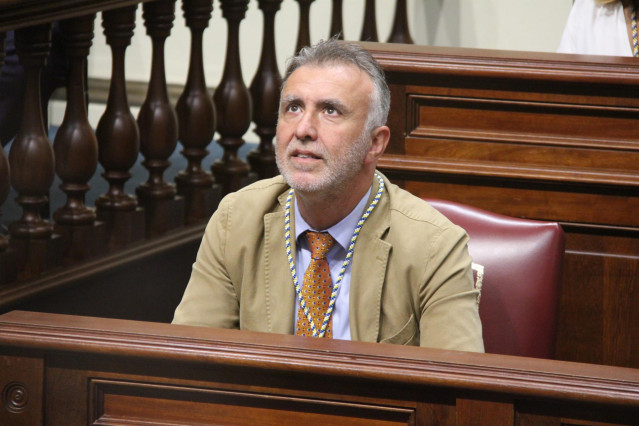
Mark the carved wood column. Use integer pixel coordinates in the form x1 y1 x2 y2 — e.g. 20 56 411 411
247 0 282 180
329 0 343 39
360 0 378 42
0 31 8 249
9 24 60 279
0 33 17 284
387 0 413 44
53 14 107 264
175 0 221 224
213 0 252 194
96 6 145 250
294 0 314 54
137 0 184 237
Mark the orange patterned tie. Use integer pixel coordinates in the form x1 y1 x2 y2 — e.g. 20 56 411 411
295 231 335 338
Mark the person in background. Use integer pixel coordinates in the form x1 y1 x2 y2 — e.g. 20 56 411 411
172 38 484 352
558 0 639 57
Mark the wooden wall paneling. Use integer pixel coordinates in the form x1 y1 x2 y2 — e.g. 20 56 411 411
0 353 43 425
368 43 639 368
456 398 513 426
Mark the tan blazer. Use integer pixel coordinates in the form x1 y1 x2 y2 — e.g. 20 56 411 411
173 173 484 352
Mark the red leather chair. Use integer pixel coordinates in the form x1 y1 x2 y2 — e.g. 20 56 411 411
426 199 565 359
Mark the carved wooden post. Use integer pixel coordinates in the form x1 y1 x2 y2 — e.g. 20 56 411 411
0 31 8 250
137 0 184 237
96 6 145 250
294 0 314 54
175 0 221 224
53 14 107 264
9 24 60 279
387 0 413 44
213 0 252 194
329 0 343 39
0 33 17 284
247 0 282 180
360 0 378 42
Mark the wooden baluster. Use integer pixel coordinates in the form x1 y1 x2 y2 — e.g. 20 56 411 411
360 0 378 42
387 0 413 44
247 0 282 180
53 14 107 264
175 0 221 224
0 33 17 284
0 31 7 248
294 0 315 54
137 0 184 237
9 24 60 279
96 6 145 250
213 0 253 194
329 0 343 39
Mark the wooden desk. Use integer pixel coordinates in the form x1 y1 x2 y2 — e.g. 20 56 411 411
0 311 637 425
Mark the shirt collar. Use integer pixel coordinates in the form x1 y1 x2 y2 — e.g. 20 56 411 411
294 186 373 251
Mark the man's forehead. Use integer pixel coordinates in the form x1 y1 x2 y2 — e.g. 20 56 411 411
282 63 373 97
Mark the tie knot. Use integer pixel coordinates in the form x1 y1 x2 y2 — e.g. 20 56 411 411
306 231 335 259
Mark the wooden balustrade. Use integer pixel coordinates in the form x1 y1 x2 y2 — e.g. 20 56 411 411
53 14 107 264
0 0 413 285
8 23 61 280
212 0 253 194
95 6 146 250
360 0 378 42
247 0 282 180
175 0 221 224
137 0 185 237
0 32 15 284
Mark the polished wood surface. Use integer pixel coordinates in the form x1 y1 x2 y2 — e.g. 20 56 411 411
368 42 639 369
0 310 638 425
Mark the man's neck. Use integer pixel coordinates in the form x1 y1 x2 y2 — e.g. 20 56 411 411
295 175 374 231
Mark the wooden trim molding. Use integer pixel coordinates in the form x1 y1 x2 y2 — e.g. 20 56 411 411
0 310 638 407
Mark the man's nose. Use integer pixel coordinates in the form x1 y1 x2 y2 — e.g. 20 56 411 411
294 111 318 141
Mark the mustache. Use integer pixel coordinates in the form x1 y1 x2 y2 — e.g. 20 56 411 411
285 140 329 159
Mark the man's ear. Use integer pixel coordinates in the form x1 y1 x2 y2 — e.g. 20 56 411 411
365 125 390 164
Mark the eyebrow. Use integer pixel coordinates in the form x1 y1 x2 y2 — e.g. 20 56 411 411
280 95 351 115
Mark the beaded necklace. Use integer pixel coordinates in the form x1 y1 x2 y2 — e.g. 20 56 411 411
284 172 385 338
632 2 638 57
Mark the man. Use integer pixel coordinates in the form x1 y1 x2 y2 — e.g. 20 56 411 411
172 39 484 352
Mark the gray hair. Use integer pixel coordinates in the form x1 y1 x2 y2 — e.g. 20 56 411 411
282 38 391 134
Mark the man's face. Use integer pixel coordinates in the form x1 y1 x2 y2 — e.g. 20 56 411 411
275 63 374 193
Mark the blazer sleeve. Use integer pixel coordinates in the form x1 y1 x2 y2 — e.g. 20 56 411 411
172 194 240 328
418 225 485 352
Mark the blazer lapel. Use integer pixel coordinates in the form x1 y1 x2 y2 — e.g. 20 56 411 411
349 173 392 343
263 191 297 335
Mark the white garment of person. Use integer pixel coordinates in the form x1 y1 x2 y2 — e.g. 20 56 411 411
557 0 633 56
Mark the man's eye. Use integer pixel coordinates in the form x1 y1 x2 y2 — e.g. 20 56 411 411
325 106 338 116
287 104 300 113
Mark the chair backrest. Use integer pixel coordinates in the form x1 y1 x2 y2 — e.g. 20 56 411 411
425 198 565 359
